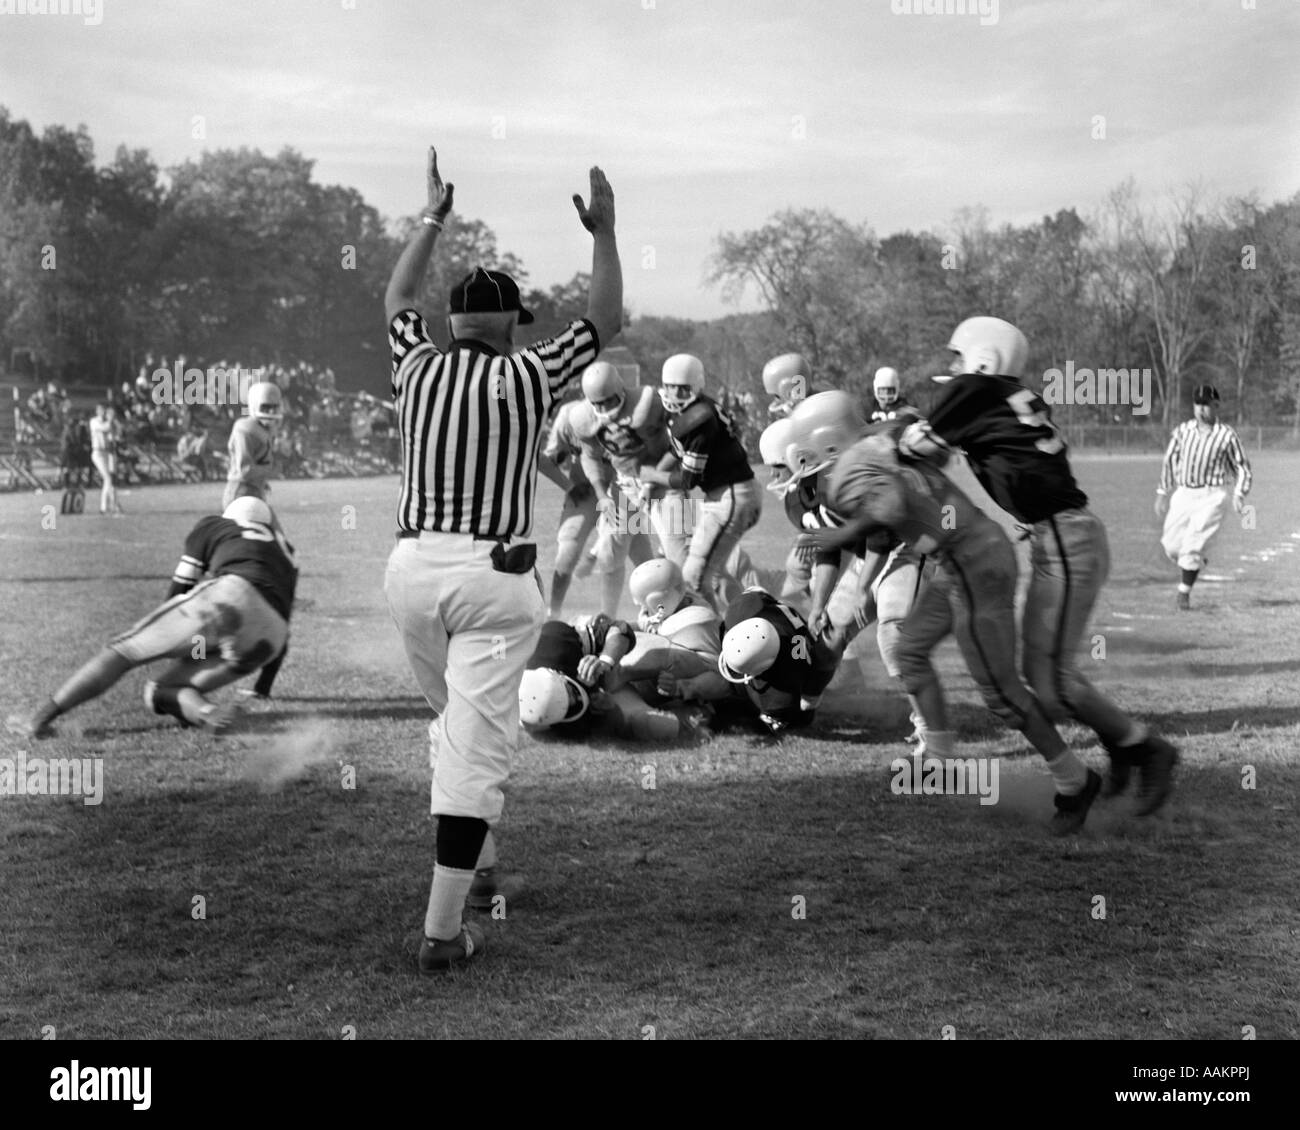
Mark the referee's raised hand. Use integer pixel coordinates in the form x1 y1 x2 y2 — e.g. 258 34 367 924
573 167 615 235
426 146 454 221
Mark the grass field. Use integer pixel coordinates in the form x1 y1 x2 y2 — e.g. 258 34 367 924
2 454 1299 1040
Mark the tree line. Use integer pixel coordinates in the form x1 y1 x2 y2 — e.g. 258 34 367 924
2 106 1296 427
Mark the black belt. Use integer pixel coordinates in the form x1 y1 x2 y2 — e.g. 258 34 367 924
396 529 511 544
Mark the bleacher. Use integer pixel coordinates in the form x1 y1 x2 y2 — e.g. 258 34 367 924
1 374 401 493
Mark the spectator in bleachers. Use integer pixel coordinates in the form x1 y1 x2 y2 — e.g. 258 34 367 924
176 422 212 480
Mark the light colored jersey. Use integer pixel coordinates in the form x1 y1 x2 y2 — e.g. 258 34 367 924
226 417 274 495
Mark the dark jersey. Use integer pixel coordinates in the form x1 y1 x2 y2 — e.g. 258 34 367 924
783 473 854 567
723 589 838 699
869 397 921 424
526 614 634 676
668 395 754 493
180 516 297 619
925 374 1087 523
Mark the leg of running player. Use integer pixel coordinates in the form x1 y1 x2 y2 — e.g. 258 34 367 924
550 494 598 617
892 571 957 752
649 490 690 566
874 551 927 740
683 483 761 615
944 543 1092 802
1025 512 1175 808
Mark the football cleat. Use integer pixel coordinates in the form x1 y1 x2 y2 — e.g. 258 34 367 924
1133 735 1178 817
466 866 526 911
1100 742 1133 799
1050 769 1102 836
419 921 485 973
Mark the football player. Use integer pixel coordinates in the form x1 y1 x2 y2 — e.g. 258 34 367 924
577 360 687 568
518 613 708 741
638 354 762 615
761 352 812 418
869 367 920 423
718 588 841 734
8 497 296 739
223 381 282 509
899 316 1177 817
620 558 733 707
540 398 604 617
791 400 1100 834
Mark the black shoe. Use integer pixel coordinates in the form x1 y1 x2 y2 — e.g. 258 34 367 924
466 867 499 911
1176 590 1191 611
1051 769 1103 836
419 921 485 973
1133 735 1178 817
466 867 525 911
1100 742 1134 798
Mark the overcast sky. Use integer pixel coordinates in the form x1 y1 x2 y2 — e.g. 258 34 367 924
2 0 1296 318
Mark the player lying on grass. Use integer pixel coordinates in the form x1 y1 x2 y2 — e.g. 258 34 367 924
518 614 712 741
718 588 841 735
8 497 295 739
787 394 1102 835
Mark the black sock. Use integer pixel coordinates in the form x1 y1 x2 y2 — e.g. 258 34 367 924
148 684 187 720
435 815 489 870
1180 568 1198 588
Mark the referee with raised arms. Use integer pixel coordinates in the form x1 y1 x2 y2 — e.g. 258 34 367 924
384 148 622 972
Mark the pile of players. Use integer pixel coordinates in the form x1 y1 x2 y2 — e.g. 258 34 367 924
524 318 1177 833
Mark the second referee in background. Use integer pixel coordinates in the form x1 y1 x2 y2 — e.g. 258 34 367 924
1155 383 1253 611
384 148 623 971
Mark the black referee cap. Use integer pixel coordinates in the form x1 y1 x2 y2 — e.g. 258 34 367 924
1192 384 1221 404
449 267 534 325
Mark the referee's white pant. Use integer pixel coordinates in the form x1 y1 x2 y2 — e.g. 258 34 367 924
385 533 546 824
1161 485 1230 572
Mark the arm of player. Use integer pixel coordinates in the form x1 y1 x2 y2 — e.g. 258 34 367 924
167 552 207 600
536 452 569 492
806 560 842 637
1155 431 1179 516
574 168 623 347
628 385 657 431
385 148 453 323
576 621 635 687
898 420 952 466
1228 430 1252 503
637 450 681 489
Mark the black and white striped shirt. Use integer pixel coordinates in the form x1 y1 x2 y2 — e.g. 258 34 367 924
1159 420 1252 495
389 310 600 537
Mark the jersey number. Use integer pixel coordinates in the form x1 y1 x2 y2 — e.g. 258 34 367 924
1006 388 1065 455
240 523 296 564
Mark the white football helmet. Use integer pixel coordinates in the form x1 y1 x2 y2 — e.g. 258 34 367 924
785 390 865 483
629 558 686 628
223 496 274 527
759 418 798 497
659 354 704 415
519 667 590 727
581 361 626 424
718 617 781 684
762 353 810 417
873 366 901 408
946 317 1030 379
247 381 284 429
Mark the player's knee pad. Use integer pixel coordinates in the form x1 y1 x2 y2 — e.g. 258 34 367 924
230 639 275 676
